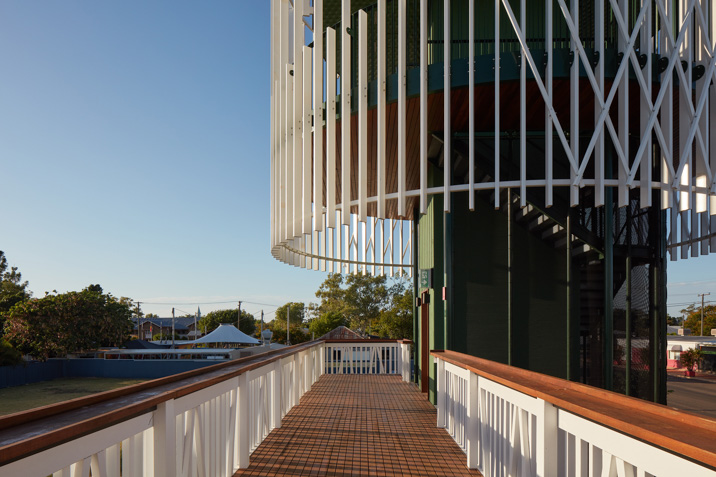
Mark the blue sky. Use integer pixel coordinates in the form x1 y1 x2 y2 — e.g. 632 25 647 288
0 1 329 319
1 1 714 320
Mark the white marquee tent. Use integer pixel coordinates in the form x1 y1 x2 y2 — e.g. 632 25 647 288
192 324 260 345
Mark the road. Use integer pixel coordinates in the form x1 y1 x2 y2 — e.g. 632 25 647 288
666 373 716 419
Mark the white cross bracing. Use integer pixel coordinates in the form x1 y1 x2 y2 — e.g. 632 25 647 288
270 0 716 276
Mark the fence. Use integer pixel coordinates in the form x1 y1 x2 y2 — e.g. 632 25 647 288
433 350 716 477
0 339 412 477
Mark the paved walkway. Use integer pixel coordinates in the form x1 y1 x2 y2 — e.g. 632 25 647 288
235 374 481 476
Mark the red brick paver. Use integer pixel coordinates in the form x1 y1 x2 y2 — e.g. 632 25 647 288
235 374 481 476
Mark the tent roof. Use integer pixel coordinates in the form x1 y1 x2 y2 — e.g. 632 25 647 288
192 324 260 345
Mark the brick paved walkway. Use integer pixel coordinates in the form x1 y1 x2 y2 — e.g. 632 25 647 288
235 374 481 476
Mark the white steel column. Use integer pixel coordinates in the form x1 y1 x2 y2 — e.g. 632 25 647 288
341 0 352 226
294 0 304 237
327 28 337 229
617 0 629 208
398 0 407 217
420 0 428 214
468 0 475 211
661 0 674 211
286 64 294 241
378 0 387 219
358 10 368 223
545 0 553 208
303 45 312 236
494 0 501 209
570 0 580 206
519 0 527 207
640 0 653 208
444 0 451 212
594 0 605 207
314 0 324 232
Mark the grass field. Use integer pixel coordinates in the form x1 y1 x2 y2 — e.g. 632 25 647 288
0 377 147 416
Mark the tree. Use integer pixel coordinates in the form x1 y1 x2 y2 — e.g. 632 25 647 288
3 287 134 361
275 302 305 329
267 324 311 345
313 273 412 336
681 304 716 336
308 311 346 337
198 309 256 335
374 285 413 339
315 274 347 316
666 314 683 326
0 251 31 331
680 347 704 372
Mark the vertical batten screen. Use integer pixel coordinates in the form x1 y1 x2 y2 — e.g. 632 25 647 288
270 0 716 274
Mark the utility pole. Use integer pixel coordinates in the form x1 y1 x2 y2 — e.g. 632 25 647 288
172 307 175 348
260 310 264 336
287 304 291 345
237 301 242 330
698 293 711 336
135 301 142 339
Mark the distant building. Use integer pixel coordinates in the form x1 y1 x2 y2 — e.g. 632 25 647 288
133 317 199 341
319 326 364 341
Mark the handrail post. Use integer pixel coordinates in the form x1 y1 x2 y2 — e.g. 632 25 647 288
536 399 558 477
466 372 479 469
237 372 250 468
293 353 300 405
319 342 325 376
272 360 282 429
153 399 176 477
436 357 446 428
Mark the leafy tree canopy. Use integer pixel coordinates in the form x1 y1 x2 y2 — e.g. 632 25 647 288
374 284 413 339
308 311 346 338
198 309 256 336
0 251 31 330
275 302 305 329
3 285 134 361
312 273 412 337
681 304 716 336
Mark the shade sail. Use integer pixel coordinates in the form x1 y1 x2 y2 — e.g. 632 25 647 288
192 324 260 345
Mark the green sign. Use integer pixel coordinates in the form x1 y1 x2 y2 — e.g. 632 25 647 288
419 269 433 289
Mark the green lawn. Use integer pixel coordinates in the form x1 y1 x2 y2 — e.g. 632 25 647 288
0 377 147 416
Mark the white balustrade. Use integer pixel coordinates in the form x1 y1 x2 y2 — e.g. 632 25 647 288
1 340 411 477
323 341 412 378
434 355 716 477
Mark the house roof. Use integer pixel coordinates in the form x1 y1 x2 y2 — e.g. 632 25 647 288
133 317 197 331
319 326 364 340
192 324 260 345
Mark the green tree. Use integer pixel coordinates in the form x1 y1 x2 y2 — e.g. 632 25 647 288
275 302 305 328
374 285 413 339
313 273 412 336
198 309 256 335
315 274 347 316
681 304 716 336
341 274 389 333
0 251 32 332
3 287 134 361
267 324 311 345
308 311 346 337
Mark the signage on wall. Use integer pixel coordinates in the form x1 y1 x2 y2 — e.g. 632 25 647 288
419 268 433 289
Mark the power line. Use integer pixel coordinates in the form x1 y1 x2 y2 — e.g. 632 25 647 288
138 299 283 308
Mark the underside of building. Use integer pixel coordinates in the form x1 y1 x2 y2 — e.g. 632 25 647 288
269 0 716 404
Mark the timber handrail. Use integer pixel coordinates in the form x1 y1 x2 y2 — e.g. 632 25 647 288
0 340 322 467
431 349 716 470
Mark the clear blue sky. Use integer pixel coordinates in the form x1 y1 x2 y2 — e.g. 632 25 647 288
0 1 329 319
1 2 713 320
